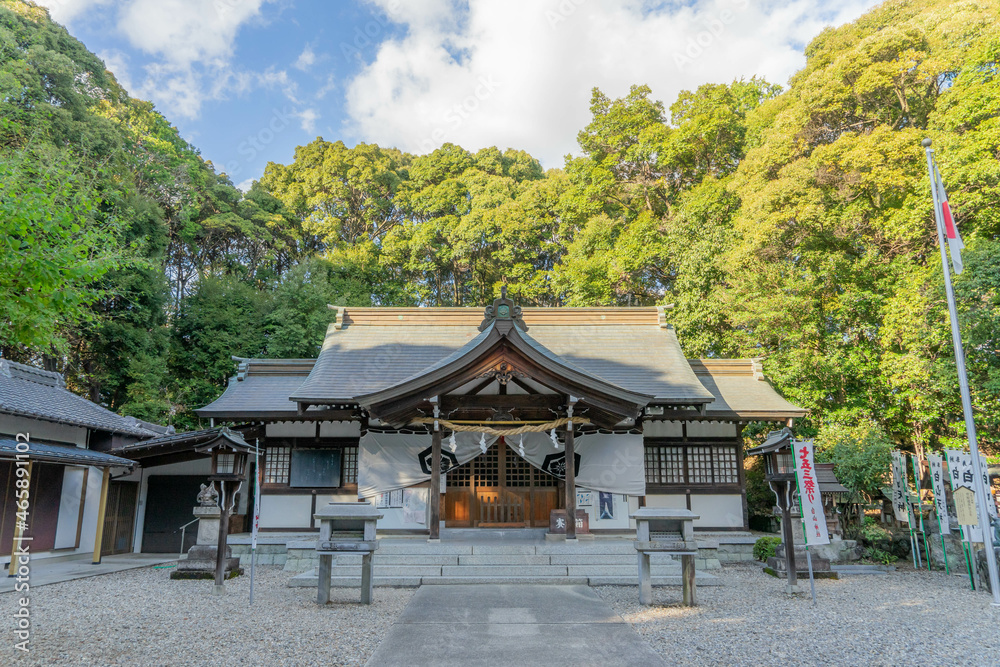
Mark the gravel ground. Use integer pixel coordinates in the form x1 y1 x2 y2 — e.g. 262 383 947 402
596 563 1000 667
1 564 414 666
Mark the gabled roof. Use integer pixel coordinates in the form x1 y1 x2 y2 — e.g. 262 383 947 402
356 317 654 427
0 360 165 437
291 306 714 406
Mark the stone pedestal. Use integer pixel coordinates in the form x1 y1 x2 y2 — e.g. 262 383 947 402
171 505 241 580
768 543 837 579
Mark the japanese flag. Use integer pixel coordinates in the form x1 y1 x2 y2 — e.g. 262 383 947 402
935 167 964 274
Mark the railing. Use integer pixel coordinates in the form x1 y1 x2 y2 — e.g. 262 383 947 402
479 495 524 525
176 518 199 559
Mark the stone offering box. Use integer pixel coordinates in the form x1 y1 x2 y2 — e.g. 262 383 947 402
630 508 699 606
314 502 383 605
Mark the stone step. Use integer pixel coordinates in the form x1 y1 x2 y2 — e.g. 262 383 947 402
457 554 552 566
440 565 570 577
331 564 444 577
334 554 459 566
535 542 636 555
378 543 474 555
287 570 722 588
469 544 539 555
567 564 681 577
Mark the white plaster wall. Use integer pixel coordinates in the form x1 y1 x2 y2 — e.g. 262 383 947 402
0 415 86 446
319 421 362 438
265 421 317 438
645 494 688 509
129 458 214 553
53 467 86 549
259 494 313 528
642 420 683 437
689 494 745 529
686 422 738 438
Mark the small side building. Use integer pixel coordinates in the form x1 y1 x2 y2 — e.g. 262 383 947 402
0 360 162 563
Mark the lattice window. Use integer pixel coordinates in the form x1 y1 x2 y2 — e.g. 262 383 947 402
447 458 473 487
506 449 533 487
475 447 499 486
644 443 740 486
713 446 738 484
342 446 358 485
263 446 290 484
644 445 684 484
688 446 713 483
534 465 559 487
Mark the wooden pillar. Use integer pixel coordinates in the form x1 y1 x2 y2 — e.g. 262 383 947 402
316 553 333 605
8 461 32 577
682 554 697 606
91 467 111 565
779 480 798 592
429 421 442 541
564 401 577 540
214 491 231 593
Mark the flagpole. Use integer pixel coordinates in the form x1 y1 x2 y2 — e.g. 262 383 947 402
910 454 932 570
250 439 261 605
923 138 1000 605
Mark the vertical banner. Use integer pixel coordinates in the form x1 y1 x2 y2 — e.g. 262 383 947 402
890 451 909 524
926 453 950 535
979 455 997 519
793 440 830 546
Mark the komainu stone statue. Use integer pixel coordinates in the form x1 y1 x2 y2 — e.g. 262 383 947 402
197 482 219 507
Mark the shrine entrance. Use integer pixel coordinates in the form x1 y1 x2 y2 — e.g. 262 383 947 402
445 438 561 528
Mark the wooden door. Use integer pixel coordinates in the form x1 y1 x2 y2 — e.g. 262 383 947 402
101 481 138 556
444 442 561 528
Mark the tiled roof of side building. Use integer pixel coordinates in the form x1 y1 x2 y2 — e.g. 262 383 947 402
0 359 164 437
688 359 807 419
291 306 714 404
196 358 320 418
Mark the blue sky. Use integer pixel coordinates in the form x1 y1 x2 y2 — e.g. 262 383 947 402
39 0 882 189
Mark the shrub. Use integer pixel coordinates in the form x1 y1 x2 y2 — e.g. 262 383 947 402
859 517 891 543
862 547 898 565
814 420 894 504
753 536 782 562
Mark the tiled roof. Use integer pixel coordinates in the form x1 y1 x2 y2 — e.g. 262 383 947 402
196 359 322 418
689 359 807 420
292 306 714 404
0 360 163 437
0 438 135 468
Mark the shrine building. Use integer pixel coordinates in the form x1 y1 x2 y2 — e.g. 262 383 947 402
184 295 805 538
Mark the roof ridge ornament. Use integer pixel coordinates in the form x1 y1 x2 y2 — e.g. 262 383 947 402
479 286 527 332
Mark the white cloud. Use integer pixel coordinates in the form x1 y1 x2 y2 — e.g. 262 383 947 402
294 45 316 71
37 0 274 118
345 0 883 167
294 108 320 133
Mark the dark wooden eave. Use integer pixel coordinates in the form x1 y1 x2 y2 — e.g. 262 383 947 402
355 319 653 428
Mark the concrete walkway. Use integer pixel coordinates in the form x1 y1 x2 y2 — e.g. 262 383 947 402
0 553 177 594
365 584 666 667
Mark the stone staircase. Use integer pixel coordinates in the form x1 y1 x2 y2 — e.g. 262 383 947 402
281 538 722 588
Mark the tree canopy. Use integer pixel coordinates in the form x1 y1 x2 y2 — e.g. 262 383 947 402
3 0 1000 455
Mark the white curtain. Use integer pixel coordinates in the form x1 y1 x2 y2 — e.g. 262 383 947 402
358 430 645 497
503 432 645 496
358 431 498 497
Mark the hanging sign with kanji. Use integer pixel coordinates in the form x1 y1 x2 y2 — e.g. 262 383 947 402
926 453 950 535
793 439 829 546
891 451 909 524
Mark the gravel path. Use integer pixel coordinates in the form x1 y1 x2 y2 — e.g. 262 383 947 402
1 563 414 666
596 563 1000 666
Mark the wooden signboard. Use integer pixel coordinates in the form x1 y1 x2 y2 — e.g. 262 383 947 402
954 487 978 526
